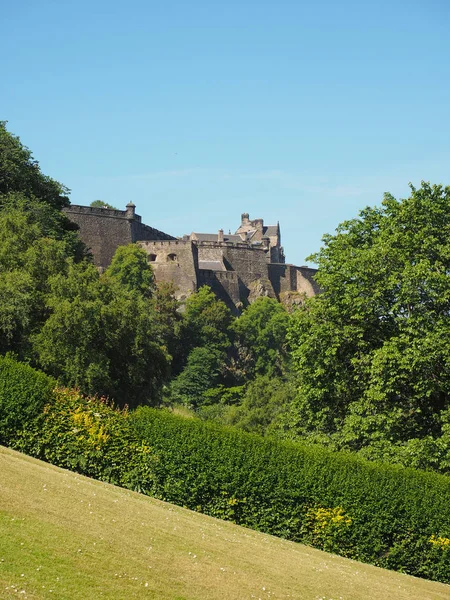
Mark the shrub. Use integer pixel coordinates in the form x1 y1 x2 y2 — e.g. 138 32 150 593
15 388 157 494
131 407 450 584
0 355 56 445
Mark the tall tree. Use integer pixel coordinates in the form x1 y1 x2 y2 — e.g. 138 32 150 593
285 183 450 466
181 286 233 355
33 256 169 407
232 297 290 379
104 244 154 297
0 122 70 210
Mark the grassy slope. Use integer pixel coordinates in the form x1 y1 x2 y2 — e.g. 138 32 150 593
0 447 449 600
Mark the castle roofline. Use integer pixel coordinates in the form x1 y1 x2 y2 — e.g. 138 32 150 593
190 232 243 244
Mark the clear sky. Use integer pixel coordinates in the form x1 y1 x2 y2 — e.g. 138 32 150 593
3 0 450 266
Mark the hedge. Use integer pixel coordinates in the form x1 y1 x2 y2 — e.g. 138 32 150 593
14 387 158 494
1 357 449 583
131 407 450 583
0 355 56 445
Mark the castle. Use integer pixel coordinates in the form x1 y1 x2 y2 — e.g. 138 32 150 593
63 203 318 312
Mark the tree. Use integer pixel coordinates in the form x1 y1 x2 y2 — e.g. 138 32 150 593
151 282 183 368
232 297 290 379
0 198 82 357
90 200 118 209
169 346 224 408
285 183 450 467
33 252 169 407
180 286 233 355
0 122 70 210
104 244 154 297
224 375 295 436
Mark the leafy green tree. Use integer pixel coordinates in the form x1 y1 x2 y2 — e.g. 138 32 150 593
224 375 295 436
0 199 83 357
90 200 118 209
151 282 183 367
104 244 154 297
0 122 70 210
0 271 34 355
169 346 224 408
33 255 169 407
167 287 234 406
232 297 290 379
285 182 450 466
180 286 233 355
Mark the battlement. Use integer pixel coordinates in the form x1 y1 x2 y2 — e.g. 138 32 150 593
64 204 142 222
194 240 267 252
63 203 174 268
201 270 237 281
140 239 192 248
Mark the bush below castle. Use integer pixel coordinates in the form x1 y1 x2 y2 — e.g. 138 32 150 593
1 356 450 584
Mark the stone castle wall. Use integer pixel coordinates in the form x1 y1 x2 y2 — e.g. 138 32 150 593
198 270 241 313
64 203 318 309
63 205 174 269
138 240 198 302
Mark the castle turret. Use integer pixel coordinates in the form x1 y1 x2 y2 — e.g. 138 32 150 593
126 202 136 219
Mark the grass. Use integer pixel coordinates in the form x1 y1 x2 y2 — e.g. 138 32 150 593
0 446 449 600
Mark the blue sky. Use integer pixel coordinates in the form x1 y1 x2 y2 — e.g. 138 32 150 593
3 0 450 265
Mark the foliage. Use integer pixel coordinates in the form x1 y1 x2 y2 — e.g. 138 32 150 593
223 375 295 436
181 285 233 354
232 297 290 379
130 407 450 584
33 257 169 407
90 199 118 209
301 505 353 554
167 286 234 405
285 183 450 471
14 387 157 494
169 346 225 408
0 355 56 445
151 281 184 367
0 122 70 211
0 201 168 408
104 244 154 297
0 199 87 357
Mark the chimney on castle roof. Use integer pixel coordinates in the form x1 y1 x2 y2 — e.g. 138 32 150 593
254 218 263 231
126 202 136 219
218 229 224 243
241 212 249 225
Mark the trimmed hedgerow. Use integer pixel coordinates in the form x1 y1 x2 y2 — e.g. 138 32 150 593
0 355 56 445
1 357 449 583
14 387 158 494
131 407 450 584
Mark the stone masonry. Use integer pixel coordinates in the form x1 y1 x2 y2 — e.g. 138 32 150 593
64 204 318 312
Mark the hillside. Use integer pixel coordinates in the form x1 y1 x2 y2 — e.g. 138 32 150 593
0 447 449 600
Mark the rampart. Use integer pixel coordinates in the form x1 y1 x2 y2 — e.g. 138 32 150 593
198 269 241 313
63 204 175 269
138 240 198 301
64 203 318 310
269 263 320 298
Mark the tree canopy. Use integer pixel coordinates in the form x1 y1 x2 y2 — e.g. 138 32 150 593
90 200 118 209
0 122 70 210
3 122 450 473
284 182 450 470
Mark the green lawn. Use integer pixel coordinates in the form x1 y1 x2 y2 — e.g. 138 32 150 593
0 446 449 600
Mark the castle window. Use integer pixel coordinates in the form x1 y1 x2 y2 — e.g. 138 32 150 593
148 254 157 262
167 253 178 262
